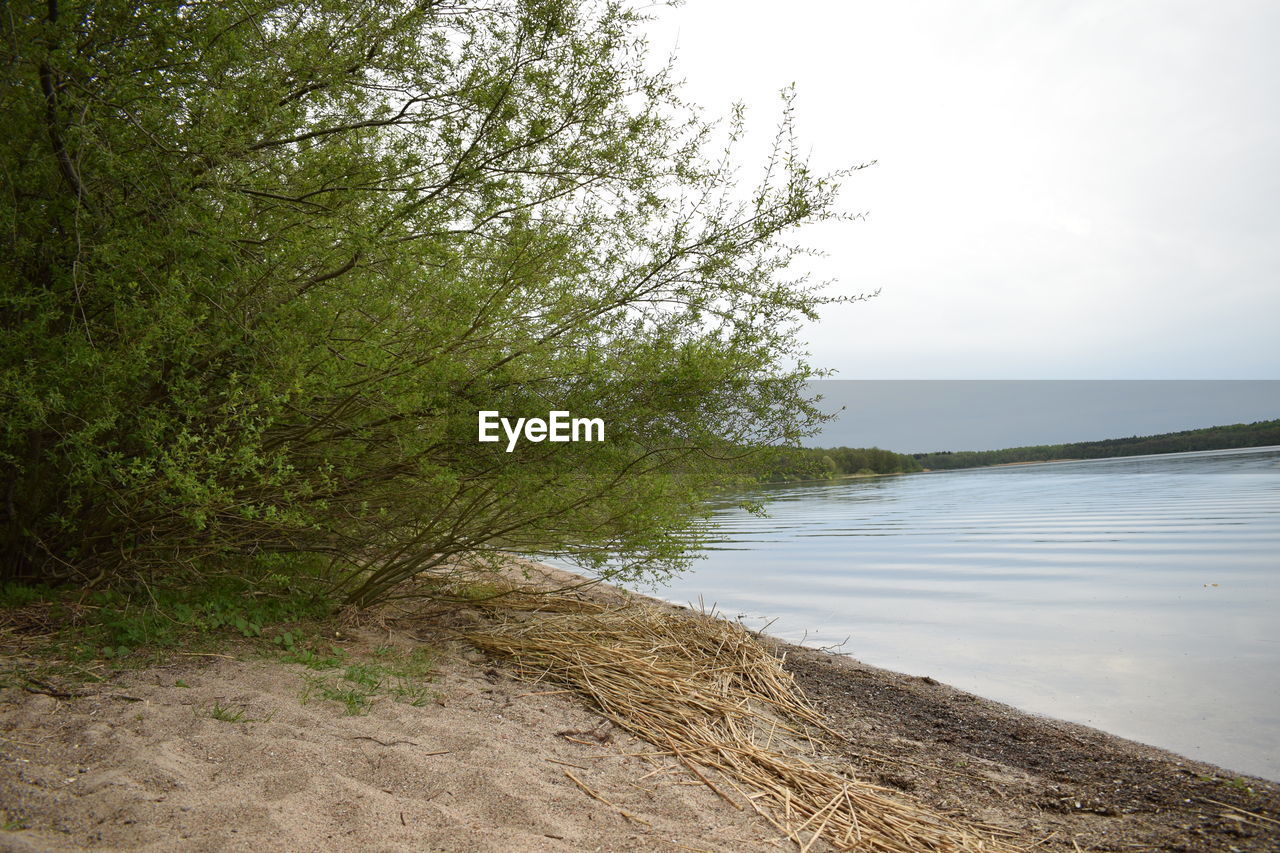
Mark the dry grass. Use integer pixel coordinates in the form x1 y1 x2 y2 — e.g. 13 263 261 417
470 600 1023 852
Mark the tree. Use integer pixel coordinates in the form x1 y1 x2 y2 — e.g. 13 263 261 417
2 0 864 603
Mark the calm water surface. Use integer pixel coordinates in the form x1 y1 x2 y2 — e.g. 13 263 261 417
649 446 1280 781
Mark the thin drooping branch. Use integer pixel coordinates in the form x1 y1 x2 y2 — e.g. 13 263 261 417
37 0 90 210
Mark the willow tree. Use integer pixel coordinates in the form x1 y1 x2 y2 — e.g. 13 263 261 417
2 0 865 603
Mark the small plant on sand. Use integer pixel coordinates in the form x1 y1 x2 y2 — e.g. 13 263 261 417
1 812 28 831
283 644 347 670
208 702 246 723
389 680 438 708
1222 775 1256 796
342 663 384 691
296 646 438 715
300 674 373 716
204 702 273 724
1199 773 1258 796
386 648 440 706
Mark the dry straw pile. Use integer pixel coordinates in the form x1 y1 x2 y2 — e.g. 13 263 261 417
470 598 1021 852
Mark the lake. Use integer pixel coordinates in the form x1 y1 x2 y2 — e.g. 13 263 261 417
648 445 1280 781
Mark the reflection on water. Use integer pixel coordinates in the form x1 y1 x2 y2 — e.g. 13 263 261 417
652 446 1280 781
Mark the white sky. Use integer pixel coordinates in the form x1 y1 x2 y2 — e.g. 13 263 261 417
807 380 1280 451
646 0 1280 380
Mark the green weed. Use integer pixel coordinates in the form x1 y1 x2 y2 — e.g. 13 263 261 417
0 583 50 608
204 702 274 724
300 674 372 716
0 569 333 686
208 702 246 723
3 572 440 721
1222 775 1255 795
1199 774 1258 797
342 663 383 690
295 646 438 715
283 643 346 670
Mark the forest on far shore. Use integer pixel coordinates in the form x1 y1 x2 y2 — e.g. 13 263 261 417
912 418 1280 471
729 446 923 483
736 418 1280 483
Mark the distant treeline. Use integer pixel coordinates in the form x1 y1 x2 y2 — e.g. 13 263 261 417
912 418 1280 470
729 446 923 484
722 418 1280 484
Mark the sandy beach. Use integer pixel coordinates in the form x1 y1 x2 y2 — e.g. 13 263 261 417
2 566 1277 852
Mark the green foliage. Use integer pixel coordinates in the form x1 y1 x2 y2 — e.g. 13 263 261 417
207 701 247 723
0 583 50 608
1 812 28 832
726 445 922 484
2 0 864 603
914 419 1280 471
283 642 347 670
204 701 274 723
297 645 437 714
80 572 329 656
1222 776 1255 795
301 675 372 716
1199 774 1258 797
0 568 331 674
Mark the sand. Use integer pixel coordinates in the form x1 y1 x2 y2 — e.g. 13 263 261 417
0 633 782 852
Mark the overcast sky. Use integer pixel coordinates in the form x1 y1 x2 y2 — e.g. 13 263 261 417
646 1 1280 382
806 380 1280 451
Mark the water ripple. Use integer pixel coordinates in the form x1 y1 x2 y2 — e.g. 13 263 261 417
654 446 1280 781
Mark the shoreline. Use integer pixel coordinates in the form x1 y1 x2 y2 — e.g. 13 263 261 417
729 443 1280 485
2 564 1277 851
523 564 1280 850
554 564 1280 851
